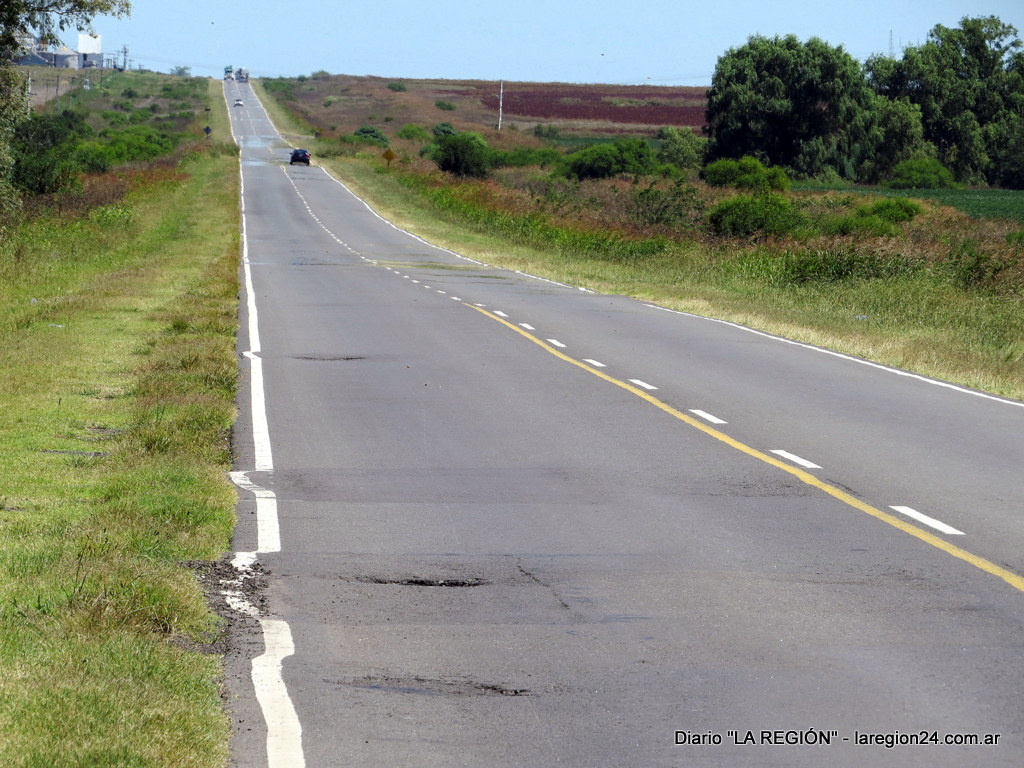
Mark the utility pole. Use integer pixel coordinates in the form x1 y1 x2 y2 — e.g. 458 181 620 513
497 79 503 131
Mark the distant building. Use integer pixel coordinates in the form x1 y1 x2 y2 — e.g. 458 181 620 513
12 33 104 69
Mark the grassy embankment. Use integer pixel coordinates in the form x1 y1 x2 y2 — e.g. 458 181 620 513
0 76 239 767
254 78 1024 402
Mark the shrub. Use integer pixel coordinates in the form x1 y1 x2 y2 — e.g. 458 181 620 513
737 247 915 285
432 122 458 137
564 143 619 180
859 197 922 223
702 156 789 191
397 123 431 142
629 180 704 228
533 124 561 141
656 126 705 170
435 100 457 111
350 126 389 146
387 82 407 92
74 141 114 174
820 213 900 237
886 156 955 189
429 133 494 178
707 193 805 237
562 138 656 180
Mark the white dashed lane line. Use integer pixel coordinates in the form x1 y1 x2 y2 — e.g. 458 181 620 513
690 409 727 424
384 282 975 540
629 379 658 391
890 506 965 535
770 449 822 469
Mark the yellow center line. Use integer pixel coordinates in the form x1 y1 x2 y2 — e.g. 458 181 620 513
467 303 1024 594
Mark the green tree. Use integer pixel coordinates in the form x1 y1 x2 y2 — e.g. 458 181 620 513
1 0 130 61
866 16 1024 186
1 0 129 211
705 34 886 180
429 132 493 177
0 66 28 211
656 126 704 170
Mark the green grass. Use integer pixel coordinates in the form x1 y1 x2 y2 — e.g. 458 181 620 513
792 182 1024 224
0 79 239 767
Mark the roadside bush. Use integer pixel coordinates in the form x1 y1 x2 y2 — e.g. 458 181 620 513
563 138 656 180
707 193 805 237
820 197 923 237
492 146 562 169
429 133 494 178
861 197 922 223
656 126 704 170
564 144 619 180
702 156 790 192
262 78 297 102
432 122 457 137
351 126 389 146
737 246 915 285
397 123 431 142
885 156 955 189
102 125 175 163
74 141 114 174
533 124 561 141
629 180 704 229
435 100 457 111
387 82 407 92
820 213 900 237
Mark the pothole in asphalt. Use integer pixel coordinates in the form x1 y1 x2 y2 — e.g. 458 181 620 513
355 576 488 588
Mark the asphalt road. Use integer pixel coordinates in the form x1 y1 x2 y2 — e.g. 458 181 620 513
223 80 1024 767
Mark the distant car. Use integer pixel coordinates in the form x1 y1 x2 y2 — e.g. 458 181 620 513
290 149 311 166
233 98 243 107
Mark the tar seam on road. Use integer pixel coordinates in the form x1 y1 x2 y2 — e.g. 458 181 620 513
466 303 1024 595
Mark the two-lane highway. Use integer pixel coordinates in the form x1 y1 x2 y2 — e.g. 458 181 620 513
223 79 1024 767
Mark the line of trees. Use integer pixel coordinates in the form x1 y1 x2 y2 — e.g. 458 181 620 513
705 16 1024 188
1 0 130 212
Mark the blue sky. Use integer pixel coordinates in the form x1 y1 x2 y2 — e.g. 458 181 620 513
82 0 1024 84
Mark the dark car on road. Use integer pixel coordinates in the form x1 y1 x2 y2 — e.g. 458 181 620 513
289 149 311 166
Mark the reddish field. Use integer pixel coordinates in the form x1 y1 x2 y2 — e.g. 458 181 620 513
480 83 707 127
274 74 707 139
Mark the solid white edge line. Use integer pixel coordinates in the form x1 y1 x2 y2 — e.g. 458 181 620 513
643 303 1024 409
233 82 304 768
229 471 281 554
770 449 822 469
254 619 305 768
890 506 965 535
